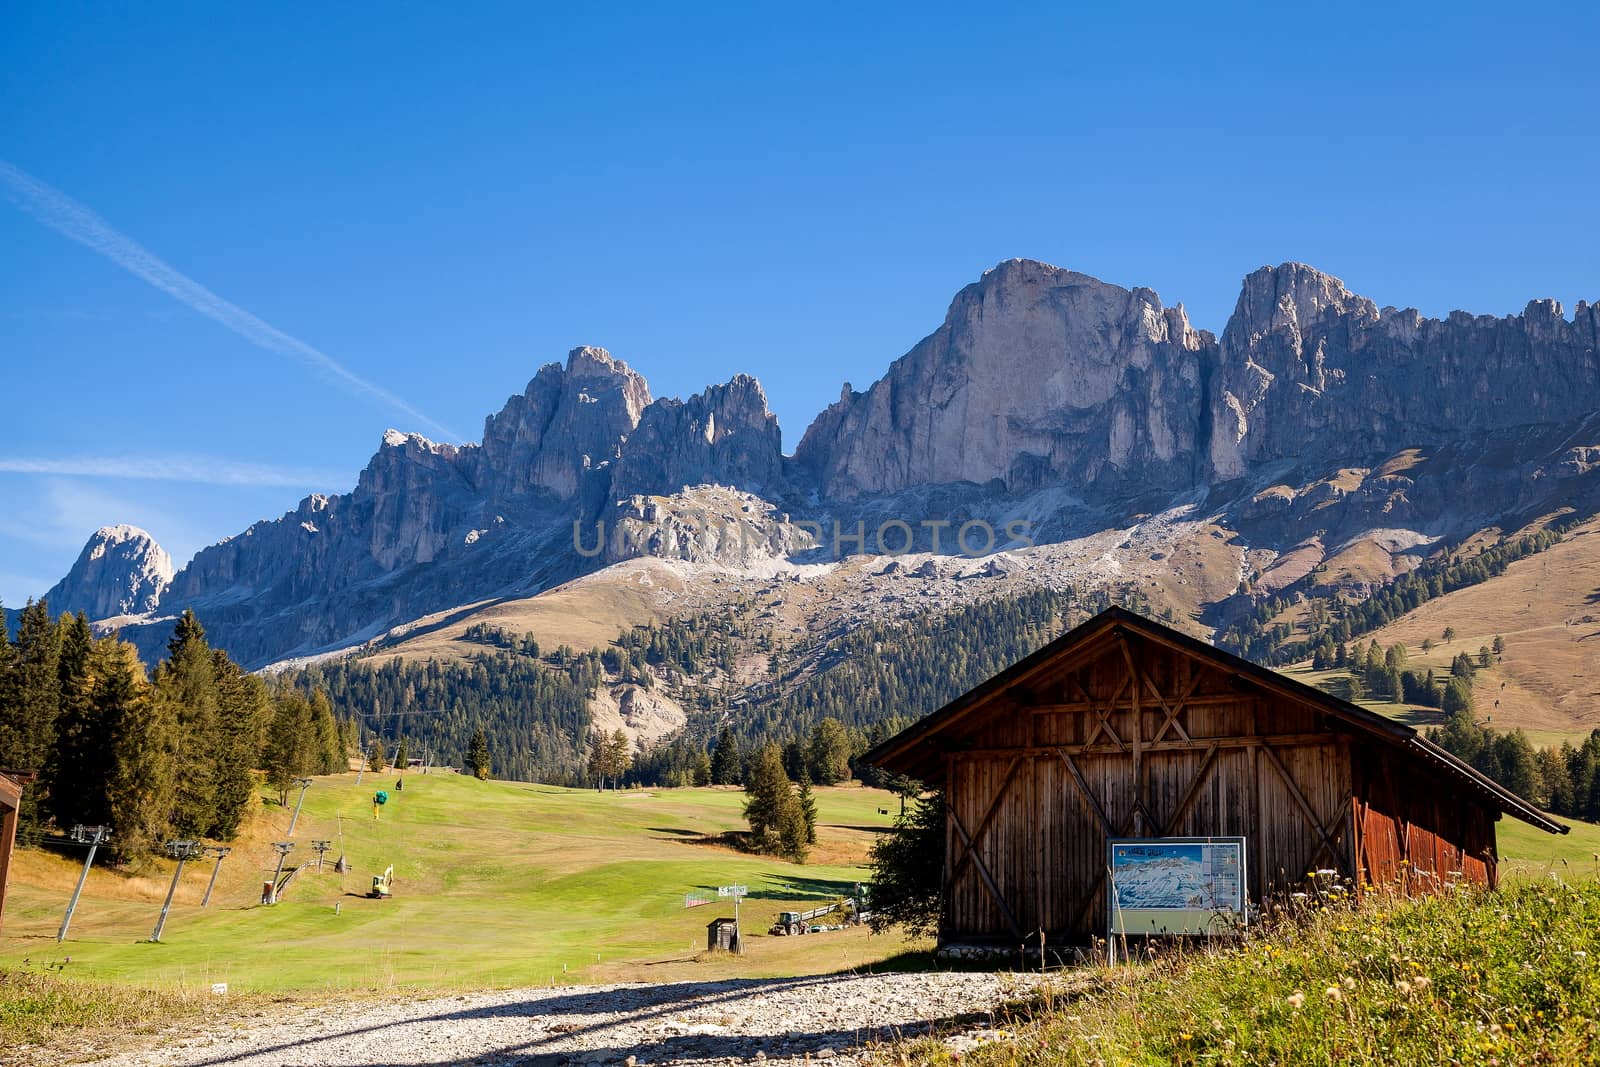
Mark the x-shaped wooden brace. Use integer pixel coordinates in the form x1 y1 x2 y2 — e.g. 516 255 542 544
1072 673 1129 751
1119 638 1199 745
948 756 1026 939
1261 742 1353 879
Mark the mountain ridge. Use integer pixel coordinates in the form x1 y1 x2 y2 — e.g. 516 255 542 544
36 258 1600 670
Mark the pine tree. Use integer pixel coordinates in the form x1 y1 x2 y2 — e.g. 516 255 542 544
586 730 608 790
396 736 410 773
5 600 60 837
777 793 809 863
1442 676 1475 719
709 727 740 785
780 738 807 781
211 652 270 838
103 641 175 861
1572 737 1600 822
338 718 360 769
466 726 491 780
796 771 818 845
309 690 343 773
1438 701 1481 763
43 613 100 830
368 738 386 772
606 729 632 786
867 791 945 938
743 743 806 860
156 610 223 837
1471 737 1504 783
1537 747 1574 813
265 692 315 806
1494 730 1541 802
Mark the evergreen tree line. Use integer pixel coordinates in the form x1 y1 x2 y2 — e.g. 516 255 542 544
1219 528 1564 666
1431 708 1600 822
289 646 599 783
0 601 349 859
287 583 1148 792
628 714 911 795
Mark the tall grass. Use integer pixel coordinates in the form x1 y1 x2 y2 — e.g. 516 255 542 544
0 969 270 1066
900 876 1600 1065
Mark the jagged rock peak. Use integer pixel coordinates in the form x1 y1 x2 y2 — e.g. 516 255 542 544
44 525 174 620
475 346 654 499
380 428 458 456
614 373 785 496
565 344 643 382
1223 263 1377 354
795 258 1214 498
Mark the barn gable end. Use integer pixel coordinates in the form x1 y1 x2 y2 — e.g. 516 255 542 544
862 607 1565 944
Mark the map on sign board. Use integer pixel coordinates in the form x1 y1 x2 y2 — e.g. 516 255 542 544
1107 837 1246 936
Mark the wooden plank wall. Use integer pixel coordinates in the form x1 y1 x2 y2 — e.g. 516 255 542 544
943 633 1374 942
1352 746 1497 892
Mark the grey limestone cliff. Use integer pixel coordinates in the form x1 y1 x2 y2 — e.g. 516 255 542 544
43 525 173 619
793 259 1214 499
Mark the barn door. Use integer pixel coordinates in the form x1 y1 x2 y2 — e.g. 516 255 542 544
1256 741 1354 890
946 757 1027 939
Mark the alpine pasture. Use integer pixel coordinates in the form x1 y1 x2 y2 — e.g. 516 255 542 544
0 772 910 992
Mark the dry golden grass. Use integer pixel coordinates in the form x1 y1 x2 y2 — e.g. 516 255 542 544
375 558 693 665
1362 519 1600 744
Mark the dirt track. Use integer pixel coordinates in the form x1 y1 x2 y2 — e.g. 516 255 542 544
87 971 1047 1066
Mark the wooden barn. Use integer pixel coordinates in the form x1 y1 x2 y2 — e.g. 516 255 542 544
861 607 1567 945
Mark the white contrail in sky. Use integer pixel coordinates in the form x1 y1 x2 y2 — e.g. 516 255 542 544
0 455 347 488
0 159 462 442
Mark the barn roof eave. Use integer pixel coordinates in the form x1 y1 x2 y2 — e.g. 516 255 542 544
858 606 1570 836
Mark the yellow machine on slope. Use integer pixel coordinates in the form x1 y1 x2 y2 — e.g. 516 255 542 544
369 865 394 899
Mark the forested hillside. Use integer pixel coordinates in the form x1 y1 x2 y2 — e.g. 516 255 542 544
279 585 1152 789
288 647 598 782
625 585 1144 787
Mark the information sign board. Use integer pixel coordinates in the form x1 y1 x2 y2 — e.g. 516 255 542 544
1107 837 1246 937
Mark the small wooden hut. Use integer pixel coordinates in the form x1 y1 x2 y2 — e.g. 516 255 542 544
861 607 1566 945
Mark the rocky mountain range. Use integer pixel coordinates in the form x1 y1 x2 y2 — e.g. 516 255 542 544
35 259 1600 669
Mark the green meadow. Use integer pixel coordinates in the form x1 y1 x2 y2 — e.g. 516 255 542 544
0 772 909 992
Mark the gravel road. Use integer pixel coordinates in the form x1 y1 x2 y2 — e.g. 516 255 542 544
88 971 1049 1067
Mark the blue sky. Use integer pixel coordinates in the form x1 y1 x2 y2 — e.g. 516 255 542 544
3 3 1597 605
